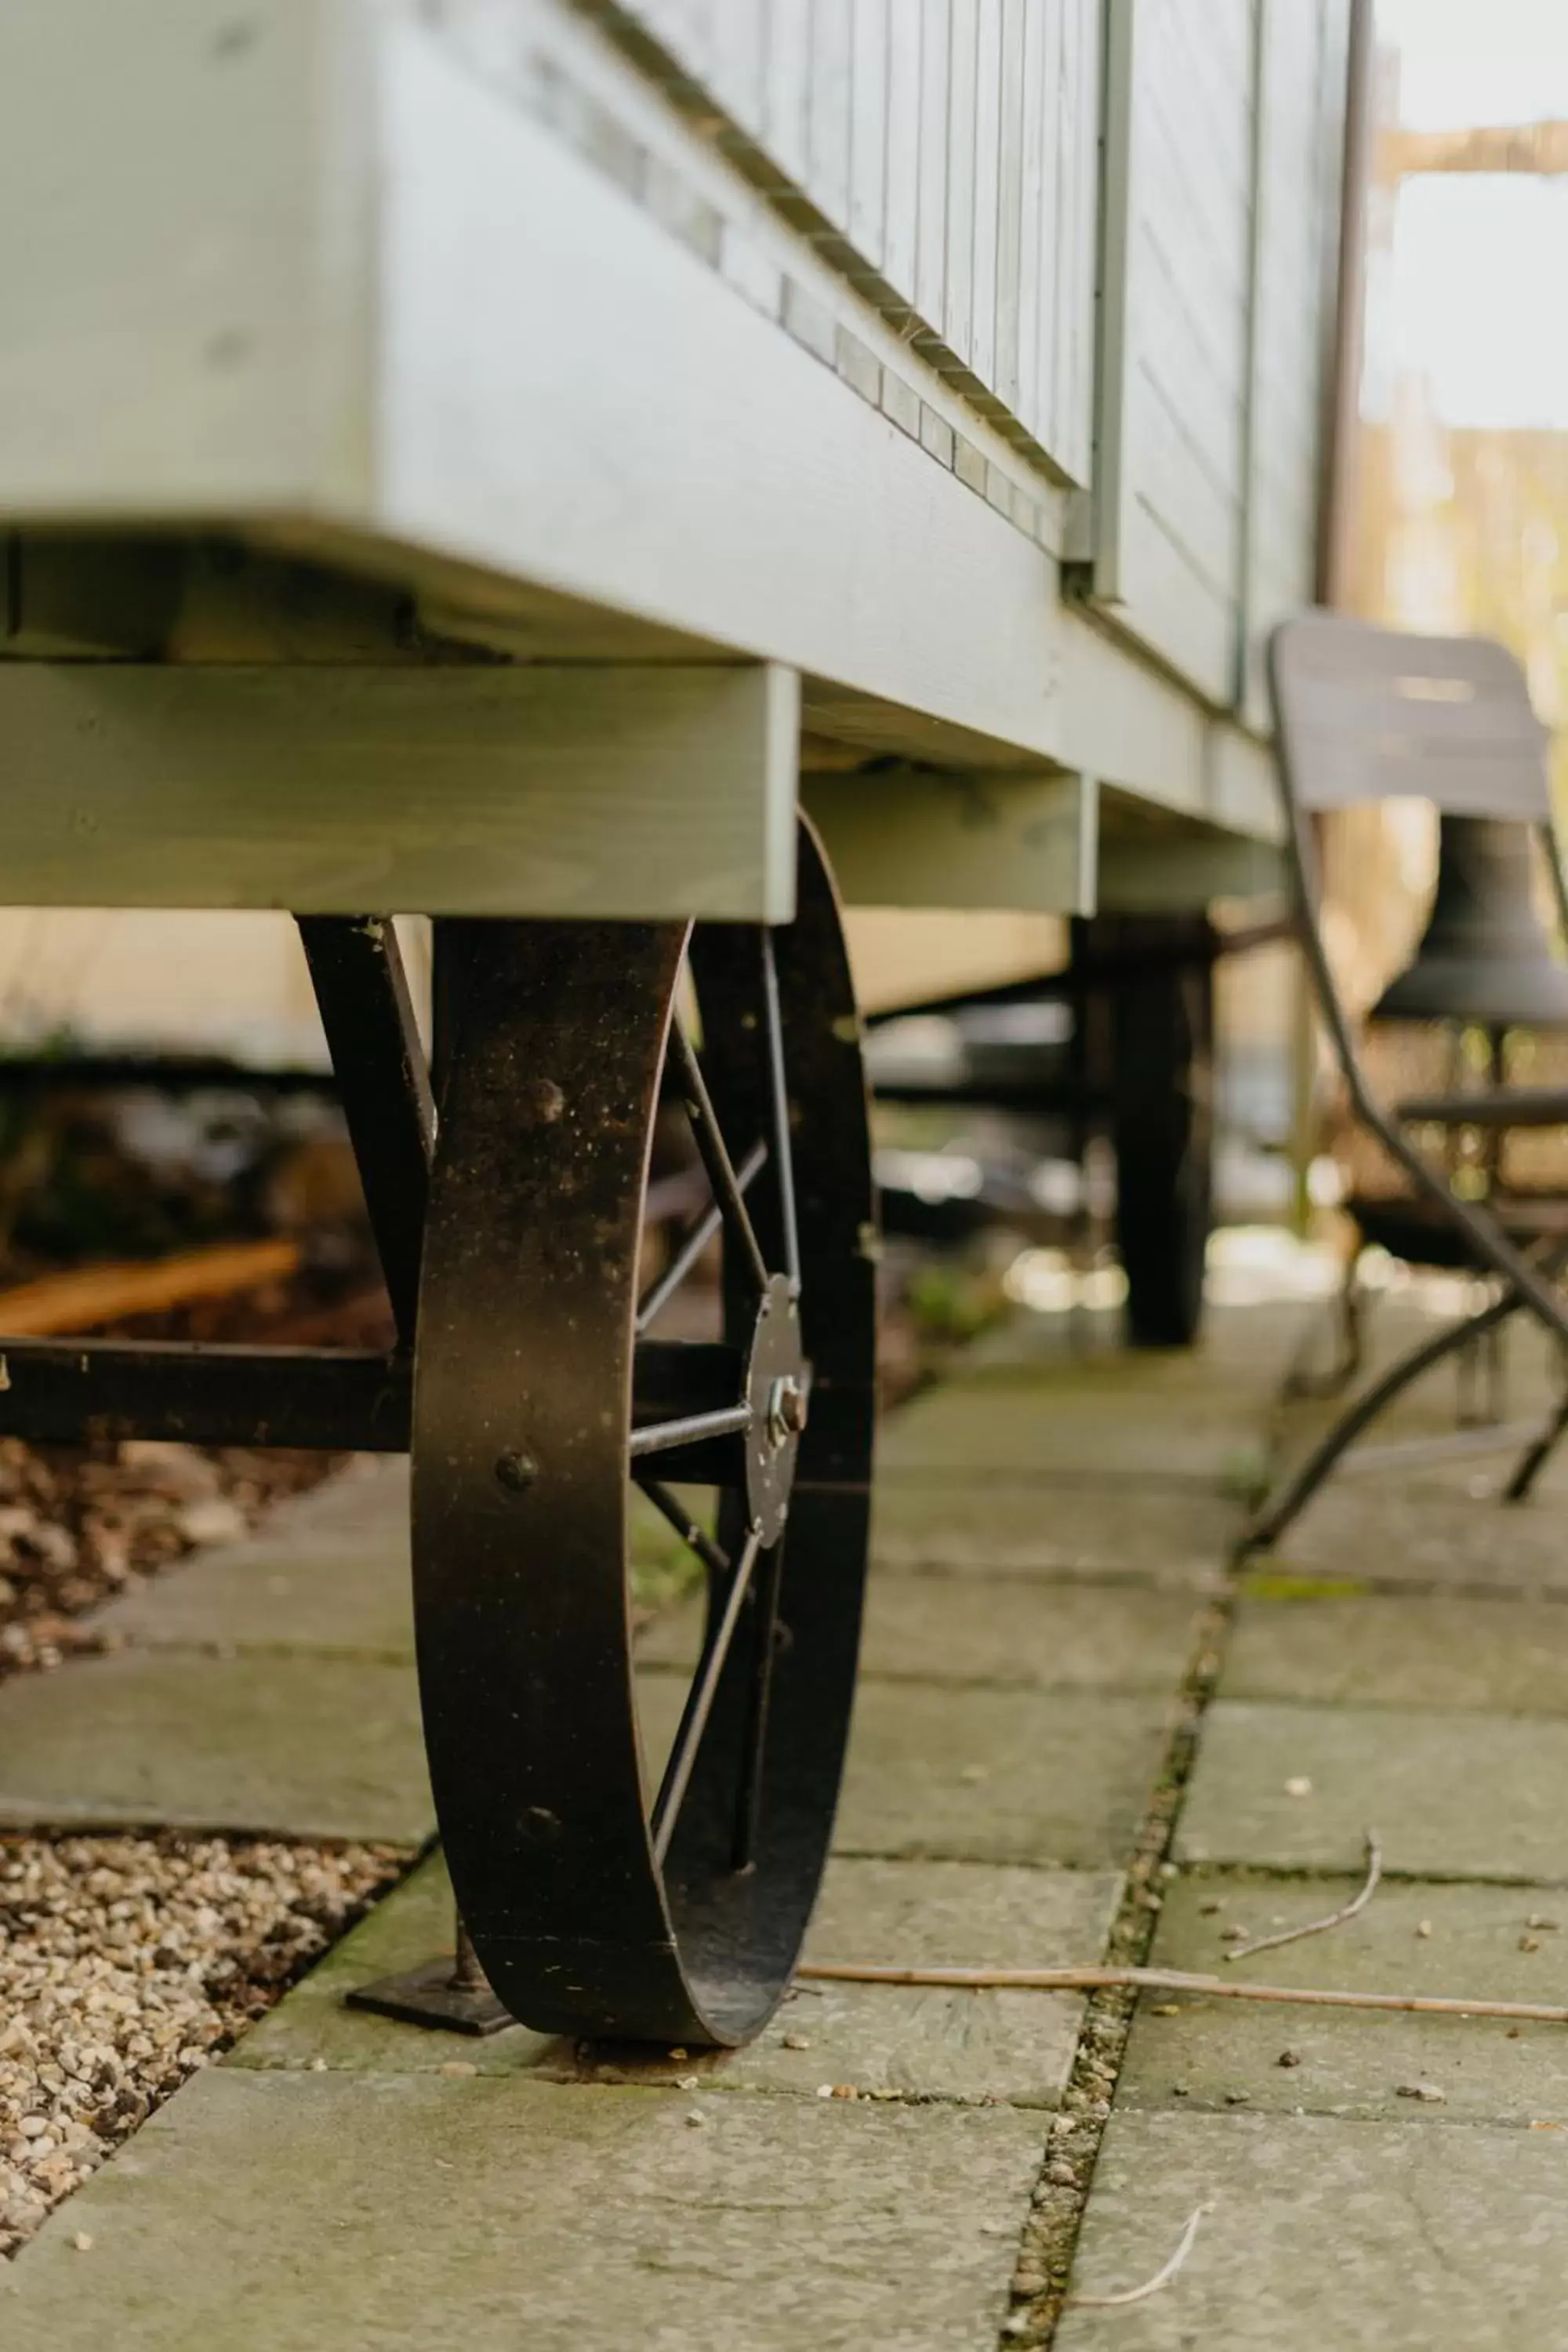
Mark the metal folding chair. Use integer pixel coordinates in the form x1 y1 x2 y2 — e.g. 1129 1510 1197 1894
1246 611 1568 1551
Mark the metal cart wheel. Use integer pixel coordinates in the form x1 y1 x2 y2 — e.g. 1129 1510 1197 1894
1104 914 1216 1350
412 818 876 2049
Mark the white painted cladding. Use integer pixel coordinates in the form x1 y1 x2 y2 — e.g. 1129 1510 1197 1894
1242 0 1351 726
1091 0 1348 710
0 0 1347 749
597 0 1102 486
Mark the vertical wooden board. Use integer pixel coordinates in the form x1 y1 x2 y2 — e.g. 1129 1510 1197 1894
969 0 1003 391
1048 0 1086 473
1086 0 1138 586
707 1 768 137
993 0 1029 414
764 0 814 187
915 0 953 327
1014 0 1048 440
849 0 889 270
1243 0 1337 726
633 0 713 81
594 0 1101 488
808 0 854 231
1051 0 1099 484
944 0 979 365
1039 0 1073 459
1095 0 1265 696
884 2 924 303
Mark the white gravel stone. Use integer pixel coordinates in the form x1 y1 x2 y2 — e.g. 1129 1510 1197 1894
0 1832 401 2258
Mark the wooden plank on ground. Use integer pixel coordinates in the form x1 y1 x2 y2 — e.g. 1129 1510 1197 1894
0 1239 302 1339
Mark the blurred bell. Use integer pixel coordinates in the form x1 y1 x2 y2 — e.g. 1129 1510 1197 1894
1370 815 1568 1029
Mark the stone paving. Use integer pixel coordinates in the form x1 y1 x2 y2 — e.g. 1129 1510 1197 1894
4 1286 1568 2343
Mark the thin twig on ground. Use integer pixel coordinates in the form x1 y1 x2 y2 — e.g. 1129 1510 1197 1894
1066 2205 1209 2312
1224 1829 1381 1963
796 1961 1568 2024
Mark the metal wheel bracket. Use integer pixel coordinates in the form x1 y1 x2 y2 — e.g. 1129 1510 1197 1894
345 1919 514 2038
345 1958 514 2038
744 1272 807 1546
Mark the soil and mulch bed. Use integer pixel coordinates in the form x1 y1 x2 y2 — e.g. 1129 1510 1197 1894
0 1437 343 1676
0 1257 391 1676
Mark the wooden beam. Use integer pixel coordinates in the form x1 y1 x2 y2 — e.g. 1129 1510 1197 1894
0 662 800 919
1098 829 1284 912
802 768 1096 913
1383 121 1568 179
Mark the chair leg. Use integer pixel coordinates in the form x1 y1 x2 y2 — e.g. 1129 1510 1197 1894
1455 1288 1507 1428
1244 1287 1527 1554
1283 1251 1367 1402
1504 1385 1568 1503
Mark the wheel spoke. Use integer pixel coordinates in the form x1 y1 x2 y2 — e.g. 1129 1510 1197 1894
637 1479 731 1581
652 1523 764 1864
637 1140 768 1335
730 1534 784 1871
628 1401 753 1460
760 930 802 1298
670 1018 771 1294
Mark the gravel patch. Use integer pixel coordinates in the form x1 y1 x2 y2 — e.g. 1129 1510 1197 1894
0 1832 405 2256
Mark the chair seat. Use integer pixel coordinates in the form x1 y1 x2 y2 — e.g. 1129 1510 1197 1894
1348 1192 1568 1273
1396 1084 1568 1130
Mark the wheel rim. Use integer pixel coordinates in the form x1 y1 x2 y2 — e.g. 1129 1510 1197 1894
412 818 876 2046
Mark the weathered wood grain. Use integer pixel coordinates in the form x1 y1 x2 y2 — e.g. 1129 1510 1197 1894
1080 0 1346 714
0 662 801 919
804 768 1096 913
599 0 1100 483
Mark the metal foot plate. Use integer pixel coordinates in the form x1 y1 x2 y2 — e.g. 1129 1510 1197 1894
345 1953 515 2037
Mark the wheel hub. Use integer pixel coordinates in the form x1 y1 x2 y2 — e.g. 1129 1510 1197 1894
745 1273 808 1544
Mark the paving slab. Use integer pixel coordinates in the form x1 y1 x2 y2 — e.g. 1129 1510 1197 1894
1226 1588 1568 1713
260 1456 411 1544
93 1471 698 1658
962 1302 1305 1385
641 1573 1203 1693
834 1682 1172 1864
1054 2107 1568 2350
0 1646 431 1842
637 1671 1173 1867
880 1385 1268 1487
1266 1480 1568 1593
1121 1872 1568 2122
0 2066 1044 2352
94 1522 415 1658
1175 1699 1568 1882
239 1849 1123 2107
872 1476 1235 1584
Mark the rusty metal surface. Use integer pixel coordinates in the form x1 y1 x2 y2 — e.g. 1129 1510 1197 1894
412 819 876 2046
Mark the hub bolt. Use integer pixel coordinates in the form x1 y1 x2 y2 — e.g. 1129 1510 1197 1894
494 1447 539 1494
767 1376 808 1446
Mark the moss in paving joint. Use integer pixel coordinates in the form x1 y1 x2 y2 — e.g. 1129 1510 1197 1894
1000 1579 1240 2346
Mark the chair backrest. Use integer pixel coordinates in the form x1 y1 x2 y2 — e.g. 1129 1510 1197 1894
1270 612 1551 822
